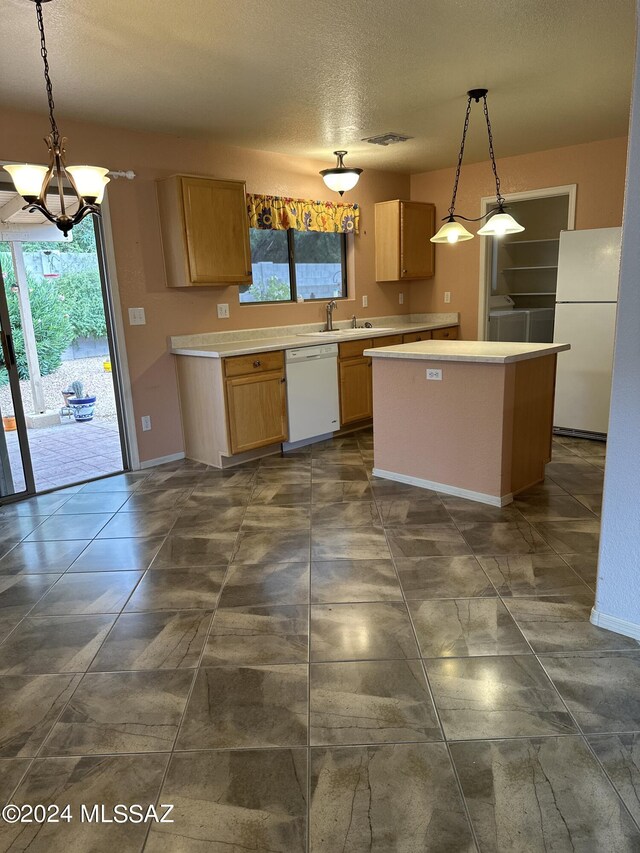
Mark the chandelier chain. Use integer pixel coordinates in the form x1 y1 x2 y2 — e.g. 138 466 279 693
35 0 59 144
448 96 472 218
482 94 505 209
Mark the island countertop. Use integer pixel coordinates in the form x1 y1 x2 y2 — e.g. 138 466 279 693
364 340 570 364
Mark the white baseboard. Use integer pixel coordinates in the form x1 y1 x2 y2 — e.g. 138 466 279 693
371 468 512 507
139 452 185 469
590 607 640 641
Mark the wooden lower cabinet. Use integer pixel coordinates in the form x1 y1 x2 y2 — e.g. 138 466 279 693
225 370 288 454
432 326 459 340
339 356 373 424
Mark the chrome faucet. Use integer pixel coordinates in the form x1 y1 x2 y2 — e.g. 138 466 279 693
351 314 357 329
325 299 338 331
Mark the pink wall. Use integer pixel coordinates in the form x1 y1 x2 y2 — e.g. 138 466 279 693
0 107 410 462
409 137 629 340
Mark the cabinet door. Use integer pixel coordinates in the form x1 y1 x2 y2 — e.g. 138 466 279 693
226 370 287 454
181 177 252 284
402 331 432 344
431 326 459 340
339 357 372 424
400 202 435 279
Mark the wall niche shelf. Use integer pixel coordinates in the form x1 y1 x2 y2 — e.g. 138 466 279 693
503 265 558 271
509 292 557 296
503 237 560 246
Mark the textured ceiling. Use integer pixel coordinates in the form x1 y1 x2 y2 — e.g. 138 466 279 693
0 0 635 173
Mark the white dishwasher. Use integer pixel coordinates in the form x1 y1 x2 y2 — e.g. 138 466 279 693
284 344 340 446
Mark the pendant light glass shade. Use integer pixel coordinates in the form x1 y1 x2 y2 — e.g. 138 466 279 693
430 219 474 244
66 166 110 203
477 211 525 237
320 151 363 196
3 164 49 201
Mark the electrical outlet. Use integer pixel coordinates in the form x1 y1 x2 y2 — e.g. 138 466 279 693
217 303 230 319
399 292 404 305
128 307 146 325
141 415 152 431
362 295 368 308
444 292 451 304
427 368 443 381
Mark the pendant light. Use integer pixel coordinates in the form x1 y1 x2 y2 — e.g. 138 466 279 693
431 89 524 244
4 0 109 237
320 151 363 196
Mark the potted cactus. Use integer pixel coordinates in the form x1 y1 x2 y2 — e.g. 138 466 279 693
66 380 97 422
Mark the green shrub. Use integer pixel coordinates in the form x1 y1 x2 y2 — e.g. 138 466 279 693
56 270 106 338
0 262 74 381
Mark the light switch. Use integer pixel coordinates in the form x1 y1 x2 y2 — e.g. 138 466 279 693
444 292 451 304
362 295 368 308
128 307 146 325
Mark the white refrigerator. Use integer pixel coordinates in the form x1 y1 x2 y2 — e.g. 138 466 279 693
553 226 621 437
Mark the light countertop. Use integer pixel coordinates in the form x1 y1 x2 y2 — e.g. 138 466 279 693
364 340 570 364
170 315 459 358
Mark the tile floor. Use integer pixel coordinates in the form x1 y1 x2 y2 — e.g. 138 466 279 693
0 431 638 851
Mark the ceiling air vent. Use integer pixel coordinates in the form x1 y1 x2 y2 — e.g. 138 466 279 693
362 132 413 146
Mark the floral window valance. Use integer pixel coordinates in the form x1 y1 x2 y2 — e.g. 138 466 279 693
247 194 359 234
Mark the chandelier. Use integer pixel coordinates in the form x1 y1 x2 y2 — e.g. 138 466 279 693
4 0 109 237
431 89 524 244
320 151 363 196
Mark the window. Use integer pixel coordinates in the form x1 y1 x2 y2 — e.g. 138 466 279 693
240 228 347 304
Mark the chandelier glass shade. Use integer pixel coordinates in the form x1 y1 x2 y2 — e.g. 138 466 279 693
320 151 363 196
3 0 109 236
431 89 524 244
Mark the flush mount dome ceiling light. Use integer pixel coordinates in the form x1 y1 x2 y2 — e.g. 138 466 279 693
4 0 109 236
320 151 363 196
431 89 524 244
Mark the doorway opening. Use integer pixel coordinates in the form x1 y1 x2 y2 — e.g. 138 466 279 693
478 185 576 341
0 208 130 500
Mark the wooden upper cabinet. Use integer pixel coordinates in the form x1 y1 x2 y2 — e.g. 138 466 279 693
157 175 252 287
375 200 435 281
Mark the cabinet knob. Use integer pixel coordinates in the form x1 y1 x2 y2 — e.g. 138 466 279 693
253 360 261 368
402 269 407 274
246 270 252 276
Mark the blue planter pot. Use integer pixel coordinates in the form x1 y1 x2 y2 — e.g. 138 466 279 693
68 396 97 422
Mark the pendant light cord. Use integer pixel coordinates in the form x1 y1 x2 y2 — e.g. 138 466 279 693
35 0 59 145
447 95 472 219
482 94 505 210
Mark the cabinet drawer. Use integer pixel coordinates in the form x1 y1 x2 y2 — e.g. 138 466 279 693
339 339 373 359
431 326 459 340
224 350 284 377
402 331 432 344
373 334 403 347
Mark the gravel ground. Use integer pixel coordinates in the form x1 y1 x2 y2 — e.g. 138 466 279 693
0 356 118 423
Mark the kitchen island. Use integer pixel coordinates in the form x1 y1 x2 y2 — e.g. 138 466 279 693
365 340 570 506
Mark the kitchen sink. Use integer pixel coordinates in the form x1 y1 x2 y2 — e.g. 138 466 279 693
297 327 395 338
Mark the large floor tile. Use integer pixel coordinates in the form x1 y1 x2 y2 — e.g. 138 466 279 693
561 553 598 587
409 598 530 657
0 574 62 638
311 481 374 502
90 609 213 670
574 493 603 516
219 561 309 606
26 513 113 541
478 554 590 596
43 670 193 755
0 540 89 575
310 559 402 603
440 496 524 523
310 742 475 852
31 571 142 616
311 602 419 661
125 567 225 612
311 501 381 528
176 664 308 749
396 555 496 599
377 498 451 526
96 510 178 539
504 594 639 652
250 482 311 506
312 527 390 561
458 521 553 556
241 504 310 530
183 485 252 508
0 614 115 674
426 655 577 740
386 525 472 558
172 506 246 534
79 471 148 492
311 463 368 482
533 520 600 554
232 530 310 564
67 536 164 572
514 493 597 522
145 748 307 853
204 605 308 665
540 651 640 732
53 492 128 514
451 736 640 852
588 733 640 826
0 674 80 757
0 753 169 852
0 758 30 804
369 478 438 499
310 659 441 745
545 460 604 494
152 532 237 567
121 486 193 512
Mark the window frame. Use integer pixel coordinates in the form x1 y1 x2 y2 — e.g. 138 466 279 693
241 228 348 305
